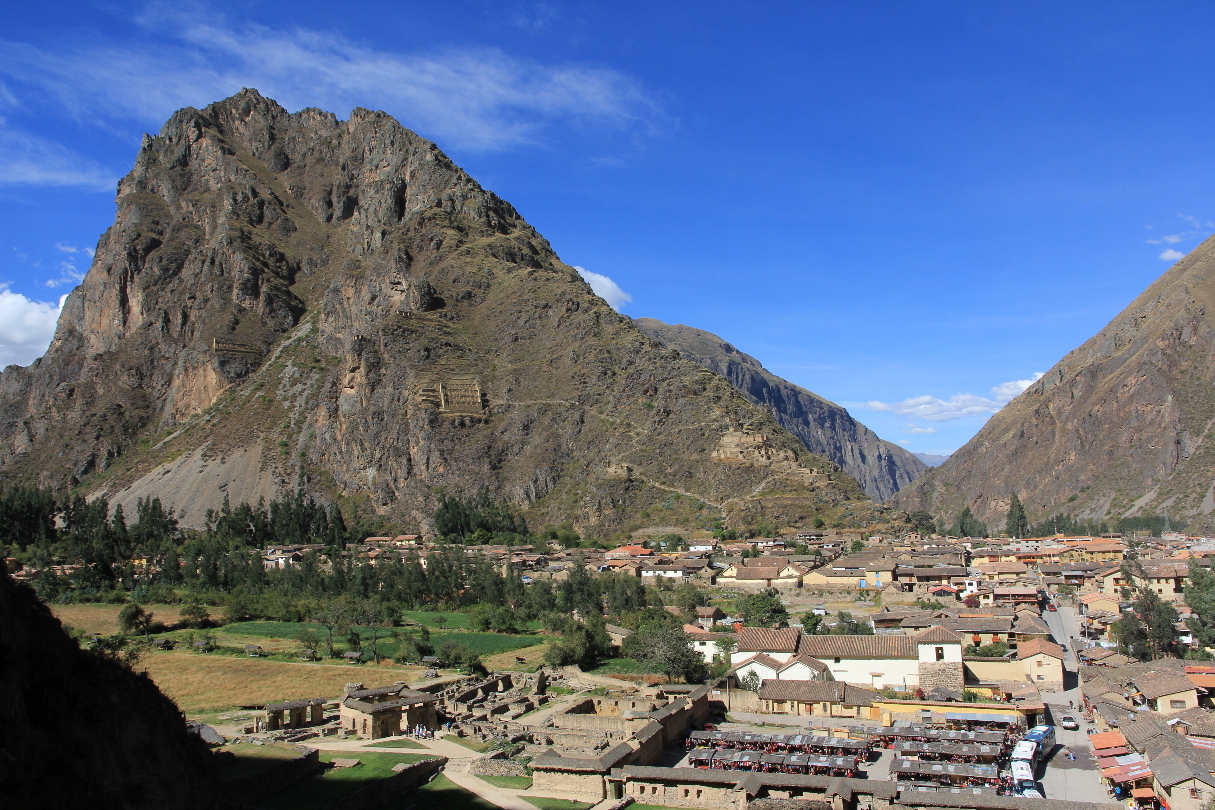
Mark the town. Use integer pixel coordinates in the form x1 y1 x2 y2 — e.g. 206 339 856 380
12 511 1215 810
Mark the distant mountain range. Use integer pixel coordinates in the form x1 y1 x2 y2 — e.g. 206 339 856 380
913 453 950 467
634 318 927 501
898 235 1215 533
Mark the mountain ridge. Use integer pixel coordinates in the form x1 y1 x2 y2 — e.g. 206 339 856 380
633 317 927 501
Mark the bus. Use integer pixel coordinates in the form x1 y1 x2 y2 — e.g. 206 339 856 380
1024 725 1056 755
1011 760 1041 797
1011 740 1038 765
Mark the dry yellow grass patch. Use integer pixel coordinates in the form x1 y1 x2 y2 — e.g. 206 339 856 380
139 652 424 714
51 603 183 635
484 642 547 671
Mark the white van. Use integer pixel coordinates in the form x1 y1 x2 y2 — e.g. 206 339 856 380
1011 740 1038 764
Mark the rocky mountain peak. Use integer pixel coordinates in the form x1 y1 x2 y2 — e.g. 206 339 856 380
897 234 1215 533
0 91 877 533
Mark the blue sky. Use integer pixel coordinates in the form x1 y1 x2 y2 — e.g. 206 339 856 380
1 2 1213 457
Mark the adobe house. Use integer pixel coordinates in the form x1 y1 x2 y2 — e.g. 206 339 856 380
1016 638 1065 691
339 682 438 739
264 697 326 730
1134 671 1201 715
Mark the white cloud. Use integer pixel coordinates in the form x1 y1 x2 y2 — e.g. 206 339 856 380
0 9 661 153
1145 215 1213 248
0 125 117 190
865 372 1044 422
575 266 631 311
45 243 91 287
901 425 938 434
1160 248 1185 261
898 439 911 445
0 285 63 367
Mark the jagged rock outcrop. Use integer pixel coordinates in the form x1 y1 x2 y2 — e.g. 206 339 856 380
0 90 877 532
634 318 927 500
898 235 1215 532
0 572 221 807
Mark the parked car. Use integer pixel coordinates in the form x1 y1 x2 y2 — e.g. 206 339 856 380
1060 716 1080 730
1046 604 1058 612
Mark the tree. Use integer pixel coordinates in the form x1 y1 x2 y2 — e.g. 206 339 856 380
1005 494 1028 538
314 597 353 658
800 612 825 635
850 539 864 553
1186 561 1215 652
951 507 987 538
672 583 709 621
297 628 323 658
830 611 873 635
738 671 761 692
907 511 936 536
118 603 153 640
180 602 211 629
714 635 737 662
735 589 789 627
625 625 705 682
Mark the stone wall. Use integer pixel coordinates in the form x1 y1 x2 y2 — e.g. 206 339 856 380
332 756 446 810
626 778 741 809
917 661 964 691
532 769 607 800
222 746 320 803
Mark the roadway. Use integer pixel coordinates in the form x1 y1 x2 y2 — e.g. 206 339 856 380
1042 601 1082 671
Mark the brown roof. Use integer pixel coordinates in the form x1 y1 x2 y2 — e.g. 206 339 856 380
733 653 786 673
798 634 917 659
1017 638 1065 660
736 626 802 653
913 626 965 644
1134 671 1199 700
779 653 829 673
757 679 878 706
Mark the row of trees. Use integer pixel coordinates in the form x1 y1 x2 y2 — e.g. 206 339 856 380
905 492 1185 542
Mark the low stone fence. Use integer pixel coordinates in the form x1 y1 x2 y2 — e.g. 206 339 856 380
469 756 530 777
327 755 447 810
223 745 320 802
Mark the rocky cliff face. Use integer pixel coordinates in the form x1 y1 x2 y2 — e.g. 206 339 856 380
0 572 221 807
898 235 1215 532
633 318 926 501
0 90 876 532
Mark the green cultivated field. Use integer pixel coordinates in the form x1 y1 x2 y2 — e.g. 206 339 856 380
214 621 538 657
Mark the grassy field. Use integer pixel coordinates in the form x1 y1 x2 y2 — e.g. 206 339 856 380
51 603 184 635
483 642 547 671
522 798 593 810
257 751 437 810
367 739 427 749
215 741 302 781
476 775 533 790
395 773 499 810
401 610 544 632
139 653 423 714
442 735 493 752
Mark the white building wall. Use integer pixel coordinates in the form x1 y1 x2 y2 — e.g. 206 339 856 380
826 657 920 689
917 643 963 663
